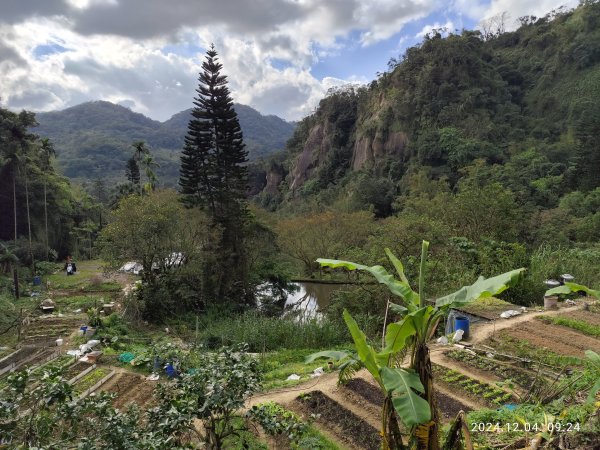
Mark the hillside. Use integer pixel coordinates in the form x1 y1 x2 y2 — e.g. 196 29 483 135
36 101 295 184
253 1 600 222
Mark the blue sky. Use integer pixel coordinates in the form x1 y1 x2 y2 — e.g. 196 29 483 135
0 0 576 121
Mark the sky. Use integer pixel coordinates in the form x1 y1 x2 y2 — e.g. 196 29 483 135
0 0 577 122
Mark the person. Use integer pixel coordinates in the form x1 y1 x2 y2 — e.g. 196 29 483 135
64 256 77 275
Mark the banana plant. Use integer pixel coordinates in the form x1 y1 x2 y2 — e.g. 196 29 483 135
309 241 524 450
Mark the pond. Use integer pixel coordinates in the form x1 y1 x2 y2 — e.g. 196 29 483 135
284 281 354 316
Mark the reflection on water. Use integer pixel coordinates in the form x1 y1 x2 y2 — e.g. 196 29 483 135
284 282 352 317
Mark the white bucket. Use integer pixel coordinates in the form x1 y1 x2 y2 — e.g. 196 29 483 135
56 338 64 346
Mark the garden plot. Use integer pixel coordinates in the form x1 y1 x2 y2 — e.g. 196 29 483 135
294 390 381 450
22 316 84 346
99 371 156 409
497 320 600 357
342 376 472 423
0 347 59 376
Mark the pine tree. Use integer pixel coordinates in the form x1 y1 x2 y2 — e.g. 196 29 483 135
179 45 250 303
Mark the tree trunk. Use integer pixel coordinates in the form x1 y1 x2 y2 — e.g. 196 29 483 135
382 395 406 450
414 342 440 450
24 171 33 270
13 175 17 243
44 180 49 260
12 175 20 299
12 264 20 300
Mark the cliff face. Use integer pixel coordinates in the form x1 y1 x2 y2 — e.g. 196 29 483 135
261 1 600 205
288 122 333 191
352 131 409 170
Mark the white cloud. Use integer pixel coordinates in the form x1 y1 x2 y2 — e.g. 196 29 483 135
415 20 455 38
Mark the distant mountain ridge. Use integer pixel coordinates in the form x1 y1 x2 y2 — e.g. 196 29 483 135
35 101 295 183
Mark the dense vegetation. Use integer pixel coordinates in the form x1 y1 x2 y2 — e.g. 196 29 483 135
251 1 600 307
2 3 600 448
35 100 295 184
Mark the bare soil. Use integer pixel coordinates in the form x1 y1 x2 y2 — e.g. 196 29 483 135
100 371 155 409
0 347 37 370
295 390 381 450
434 389 472 421
63 361 92 381
343 378 384 407
501 321 600 357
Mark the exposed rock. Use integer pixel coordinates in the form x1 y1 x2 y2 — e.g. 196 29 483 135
264 167 284 195
351 130 409 170
288 123 333 191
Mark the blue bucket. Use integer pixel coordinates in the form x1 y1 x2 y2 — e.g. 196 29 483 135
454 316 470 339
33 276 42 286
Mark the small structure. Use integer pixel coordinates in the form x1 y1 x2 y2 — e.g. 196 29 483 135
85 351 103 364
119 261 143 275
40 298 56 314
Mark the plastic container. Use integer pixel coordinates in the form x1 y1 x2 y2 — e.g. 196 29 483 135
56 338 63 346
544 296 558 310
454 316 470 339
33 276 42 286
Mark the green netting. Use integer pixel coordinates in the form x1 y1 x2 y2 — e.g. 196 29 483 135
119 352 135 363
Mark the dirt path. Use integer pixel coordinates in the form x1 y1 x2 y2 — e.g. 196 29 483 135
466 303 584 344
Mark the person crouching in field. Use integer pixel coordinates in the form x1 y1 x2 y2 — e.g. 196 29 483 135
64 256 77 276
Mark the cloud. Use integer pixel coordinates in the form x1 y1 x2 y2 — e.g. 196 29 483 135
0 0 580 122
416 20 455 38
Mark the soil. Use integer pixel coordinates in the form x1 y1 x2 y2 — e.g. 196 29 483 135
434 389 472 421
0 347 37 370
63 361 92 381
501 321 600 357
343 378 384 407
295 390 381 450
100 371 156 409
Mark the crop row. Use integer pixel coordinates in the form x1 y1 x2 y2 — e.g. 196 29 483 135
433 364 513 406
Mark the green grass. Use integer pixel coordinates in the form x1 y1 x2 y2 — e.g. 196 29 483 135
46 260 120 292
193 310 350 352
53 294 108 311
537 315 600 338
259 348 349 390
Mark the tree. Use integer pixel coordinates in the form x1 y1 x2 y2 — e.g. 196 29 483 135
98 190 218 318
125 156 140 186
39 138 55 260
179 45 250 303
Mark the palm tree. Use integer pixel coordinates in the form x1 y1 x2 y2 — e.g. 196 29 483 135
0 242 20 299
141 152 160 193
39 138 56 260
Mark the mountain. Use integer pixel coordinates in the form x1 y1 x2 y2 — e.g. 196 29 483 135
35 101 295 184
253 1 600 215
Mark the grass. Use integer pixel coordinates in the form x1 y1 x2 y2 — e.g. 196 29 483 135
46 260 120 292
537 315 600 338
193 310 350 352
259 348 349 390
53 294 108 311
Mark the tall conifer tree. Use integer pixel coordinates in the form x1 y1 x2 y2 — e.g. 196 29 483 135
179 45 250 303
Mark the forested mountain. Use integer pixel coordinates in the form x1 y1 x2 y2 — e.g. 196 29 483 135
35 101 294 183
252 1 600 246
